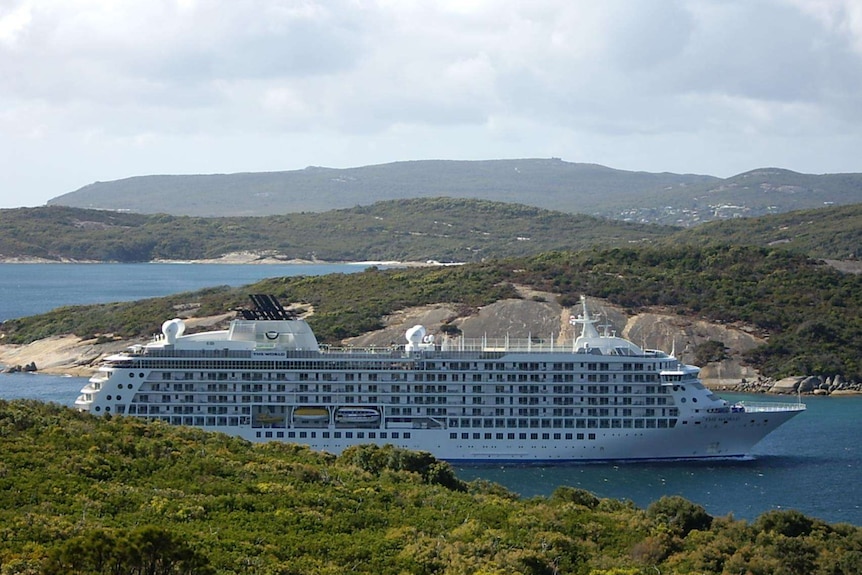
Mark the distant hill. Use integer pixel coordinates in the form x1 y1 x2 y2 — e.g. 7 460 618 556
47 159 862 224
644 168 862 225
4 199 860 263
0 199 673 263
665 202 862 261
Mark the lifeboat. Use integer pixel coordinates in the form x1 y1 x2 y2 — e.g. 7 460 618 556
334 407 380 424
293 407 330 424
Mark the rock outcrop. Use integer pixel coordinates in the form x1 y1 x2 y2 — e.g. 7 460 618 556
0 335 134 377
729 374 862 396
1 361 37 374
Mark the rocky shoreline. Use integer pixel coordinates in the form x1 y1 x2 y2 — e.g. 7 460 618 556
710 375 862 396
0 335 138 378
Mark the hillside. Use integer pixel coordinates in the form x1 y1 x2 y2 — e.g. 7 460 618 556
0 199 673 263
622 168 862 225
48 159 719 221
2 400 859 574
663 202 862 261
2 246 860 383
48 159 862 224
0 289 788 392
5 199 862 264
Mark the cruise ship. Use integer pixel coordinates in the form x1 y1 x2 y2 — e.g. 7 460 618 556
76 294 805 462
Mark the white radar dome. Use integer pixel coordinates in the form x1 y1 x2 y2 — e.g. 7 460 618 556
405 325 426 344
162 318 186 344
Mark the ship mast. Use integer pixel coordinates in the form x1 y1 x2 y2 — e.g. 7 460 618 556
570 295 600 339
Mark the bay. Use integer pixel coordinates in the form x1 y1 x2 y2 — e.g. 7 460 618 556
0 262 374 321
0 263 859 525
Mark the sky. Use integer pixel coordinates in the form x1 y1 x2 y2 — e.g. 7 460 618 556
1 0 861 209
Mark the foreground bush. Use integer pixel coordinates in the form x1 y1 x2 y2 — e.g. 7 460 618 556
0 401 860 574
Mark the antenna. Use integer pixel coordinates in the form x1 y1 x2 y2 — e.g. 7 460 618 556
571 295 599 339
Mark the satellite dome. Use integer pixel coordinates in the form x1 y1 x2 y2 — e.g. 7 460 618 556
162 318 185 344
405 325 426 344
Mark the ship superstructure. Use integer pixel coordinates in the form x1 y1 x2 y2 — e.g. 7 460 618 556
76 294 805 462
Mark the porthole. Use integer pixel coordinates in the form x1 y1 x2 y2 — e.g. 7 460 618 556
128 384 133 389
680 398 686 403
106 395 112 400
118 384 123 389
95 406 101 412
139 373 145 378
116 395 122 401
692 397 698 403
105 407 111 412
129 373 134 378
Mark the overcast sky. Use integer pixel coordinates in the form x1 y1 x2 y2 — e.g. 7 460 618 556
2 0 861 209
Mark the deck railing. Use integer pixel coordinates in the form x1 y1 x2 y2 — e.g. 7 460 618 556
738 401 806 412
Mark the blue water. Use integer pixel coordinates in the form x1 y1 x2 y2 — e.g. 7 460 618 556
0 263 860 524
0 262 372 321
457 394 862 524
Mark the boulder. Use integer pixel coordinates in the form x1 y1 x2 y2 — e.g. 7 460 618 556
771 376 804 394
797 376 822 394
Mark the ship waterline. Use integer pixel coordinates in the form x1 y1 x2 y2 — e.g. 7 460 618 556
76 294 805 462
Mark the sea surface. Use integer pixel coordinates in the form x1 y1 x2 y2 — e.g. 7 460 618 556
0 262 373 321
0 263 860 525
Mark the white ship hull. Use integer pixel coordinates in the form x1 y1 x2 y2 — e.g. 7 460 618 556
190 402 801 462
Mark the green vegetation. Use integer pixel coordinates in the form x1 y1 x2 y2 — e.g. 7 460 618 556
508 246 862 381
1 400 860 575
665 202 862 261
692 341 728 366
0 200 671 263
3 199 861 264
2 244 861 381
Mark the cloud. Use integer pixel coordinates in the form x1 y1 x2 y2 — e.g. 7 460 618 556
0 0 32 47
1 0 861 207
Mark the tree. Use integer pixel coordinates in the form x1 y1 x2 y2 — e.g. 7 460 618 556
42 526 213 575
646 495 713 537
